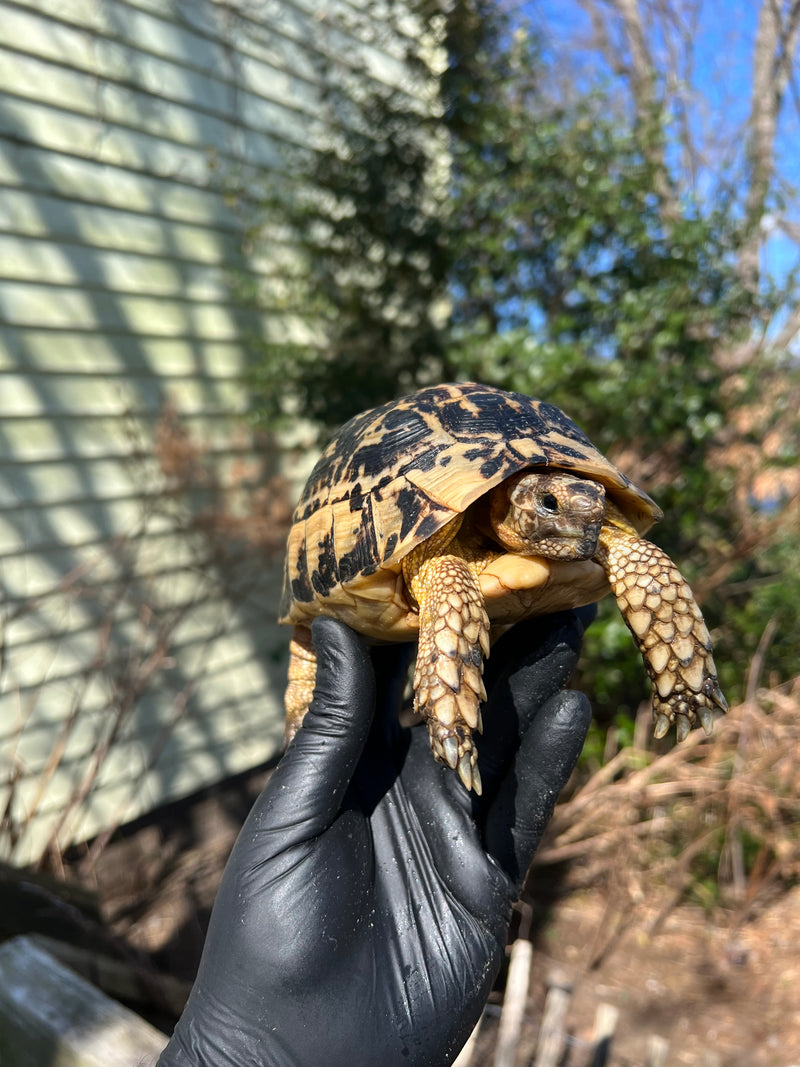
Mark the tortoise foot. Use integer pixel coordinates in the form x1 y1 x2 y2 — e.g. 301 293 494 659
653 677 729 741
419 679 485 794
599 521 728 743
428 723 482 794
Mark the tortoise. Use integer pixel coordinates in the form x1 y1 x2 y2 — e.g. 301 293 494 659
279 382 727 793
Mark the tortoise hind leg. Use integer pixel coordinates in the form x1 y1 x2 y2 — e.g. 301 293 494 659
403 522 490 794
284 624 317 742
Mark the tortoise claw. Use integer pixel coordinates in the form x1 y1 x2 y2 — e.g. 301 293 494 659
676 716 692 743
700 707 715 736
708 681 728 713
456 751 481 795
457 753 473 791
471 761 482 796
653 713 671 740
443 736 459 769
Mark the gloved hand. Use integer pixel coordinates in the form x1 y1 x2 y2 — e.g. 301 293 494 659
157 611 592 1067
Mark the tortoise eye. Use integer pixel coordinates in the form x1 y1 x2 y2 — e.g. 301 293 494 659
541 492 559 513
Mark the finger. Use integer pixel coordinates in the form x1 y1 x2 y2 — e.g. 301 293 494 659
484 688 591 886
248 617 375 843
368 642 415 736
400 729 510 924
348 642 414 807
483 607 593 700
476 612 589 796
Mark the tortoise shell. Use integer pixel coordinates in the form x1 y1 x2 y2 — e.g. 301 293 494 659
279 383 662 630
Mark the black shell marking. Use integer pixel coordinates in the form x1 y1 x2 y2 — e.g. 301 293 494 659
280 382 661 619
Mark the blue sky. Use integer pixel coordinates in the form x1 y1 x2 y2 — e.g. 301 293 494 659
525 0 800 287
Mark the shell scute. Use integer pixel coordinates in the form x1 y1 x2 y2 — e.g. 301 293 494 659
382 532 399 562
312 530 338 596
396 483 429 542
347 483 365 512
285 527 315 606
479 455 506 479
336 509 379 585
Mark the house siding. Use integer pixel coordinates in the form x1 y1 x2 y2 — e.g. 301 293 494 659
0 0 440 863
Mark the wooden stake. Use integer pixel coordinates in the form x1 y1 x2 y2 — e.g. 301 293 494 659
533 968 572 1067
452 1013 484 1067
493 939 533 1067
644 1034 670 1067
588 1002 619 1067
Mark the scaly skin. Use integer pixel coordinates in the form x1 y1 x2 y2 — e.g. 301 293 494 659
402 516 491 795
284 625 317 742
595 505 727 739
283 519 494 794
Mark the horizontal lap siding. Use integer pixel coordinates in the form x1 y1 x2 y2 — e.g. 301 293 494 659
0 0 431 863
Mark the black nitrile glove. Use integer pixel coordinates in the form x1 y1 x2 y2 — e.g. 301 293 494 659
157 611 592 1067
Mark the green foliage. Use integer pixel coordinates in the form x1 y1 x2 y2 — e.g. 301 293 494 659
683 828 726 912
580 603 649 720
580 705 642 771
241 0 798 715
243 45 452 435
437 12 772 713
721 525 800 693
444 28 750 452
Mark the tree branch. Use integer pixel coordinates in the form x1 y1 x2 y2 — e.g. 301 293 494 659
578 0 680 218
740 0 800 293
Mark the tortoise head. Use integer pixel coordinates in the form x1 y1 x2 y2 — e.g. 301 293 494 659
488 471 607 561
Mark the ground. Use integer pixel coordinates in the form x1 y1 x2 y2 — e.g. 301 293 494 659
50 764 800 1066
474 885 800 1065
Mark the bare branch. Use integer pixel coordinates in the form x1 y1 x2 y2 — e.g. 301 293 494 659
611 0 655 104
579 0 631 81
740 0 800 292
655 0 704 190
770 303 800 352
578 0 680 217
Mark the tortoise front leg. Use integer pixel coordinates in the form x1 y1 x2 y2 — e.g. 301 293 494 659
403 531 490 794
597 506 727 741
284 624 317 742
